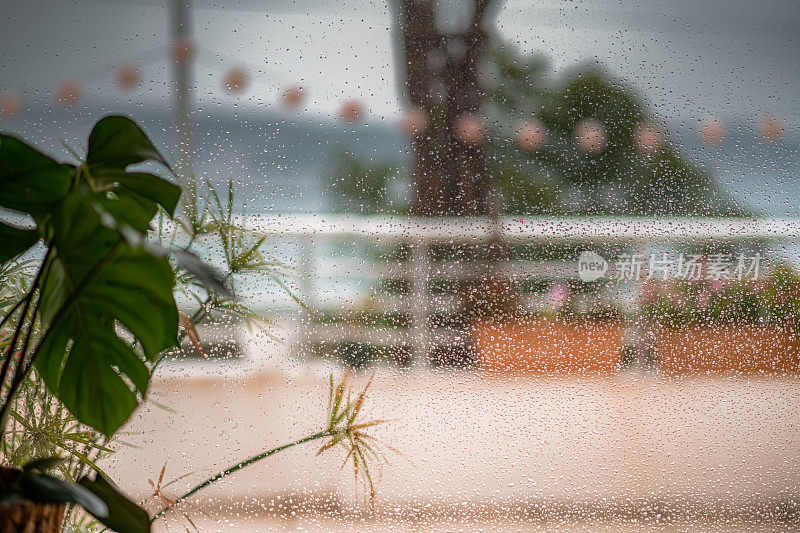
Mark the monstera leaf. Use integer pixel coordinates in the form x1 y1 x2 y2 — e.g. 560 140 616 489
0 115 179 247
0 116 217 531
85 116 180 232
35 196 178 436
0 222 38 263
79 474 151 533
0 135 70 262
0 134 71 218
0 115 182 436
86 115 170 170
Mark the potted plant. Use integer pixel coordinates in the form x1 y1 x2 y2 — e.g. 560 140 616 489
471 278 627 375
0 115 222 532
0 116 390 531
642 263 800 375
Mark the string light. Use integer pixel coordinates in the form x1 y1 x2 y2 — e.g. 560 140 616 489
116 64 141 91
759 115 784 142
700 116 725 147
455 113 485 145
223 67 249 94
170 37 194 64
633 123 662 154
575 119 606 154
0 91 20 120
56 79 81 108
401 106 429 137
340 98 367 123
514 119 546 152
0 43 788 149
281 84 305 109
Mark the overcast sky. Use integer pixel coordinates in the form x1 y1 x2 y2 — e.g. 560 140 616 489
1 0 799 129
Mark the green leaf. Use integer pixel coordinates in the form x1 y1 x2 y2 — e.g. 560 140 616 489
38 322 146 433
109 172 180 216
90 171 180 223
86 115 168 170
2 116 185 440
19 472 108 518
21 457 63 474
35 196 178 436
84 116 179 228
0 222 39 263
159 245 233 298
93 190 160 233
79 475 151 533
0 135 71 217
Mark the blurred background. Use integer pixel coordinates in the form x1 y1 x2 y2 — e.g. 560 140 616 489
3 0 800 531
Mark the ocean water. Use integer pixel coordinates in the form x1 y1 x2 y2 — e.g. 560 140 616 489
3 99 799 217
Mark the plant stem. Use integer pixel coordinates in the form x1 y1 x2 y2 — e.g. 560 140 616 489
4 296 42 418
1 240 121 429
0 247 52 426
0 290 32 400
150 429 334 522
0 298 25 332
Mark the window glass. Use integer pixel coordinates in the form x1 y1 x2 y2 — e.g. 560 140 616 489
2 1 799 531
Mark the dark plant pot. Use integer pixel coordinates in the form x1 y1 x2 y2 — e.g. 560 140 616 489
0 467 66 533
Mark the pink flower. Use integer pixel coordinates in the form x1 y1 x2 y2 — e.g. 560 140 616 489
709 279 724 293
639 279 663 305
697 288 712 310
546 282 571 309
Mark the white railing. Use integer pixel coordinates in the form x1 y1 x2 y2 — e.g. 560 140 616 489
231 215 800 366
240 214 800 243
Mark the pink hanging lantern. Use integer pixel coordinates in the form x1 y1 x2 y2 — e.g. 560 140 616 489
281 84 305 109
170 37 194 64
514 119 546 152
340 98 367 123
574 118 606 154
700 116 724 147
759 115 784 141
56 79 81 108
0 91 20 120
224 67 249 94
401 106 429 137
455 113 485 146
116 64 141 91
633 122 662 154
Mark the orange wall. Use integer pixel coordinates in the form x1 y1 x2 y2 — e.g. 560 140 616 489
473 319 627 375
655 324 800 375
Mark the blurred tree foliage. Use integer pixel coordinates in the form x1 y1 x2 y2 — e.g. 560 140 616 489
327 152 404 214
328 44 748 218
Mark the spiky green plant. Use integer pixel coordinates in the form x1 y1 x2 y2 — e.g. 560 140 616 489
150 374 390 526
1 175 297 531
157 178 300 361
